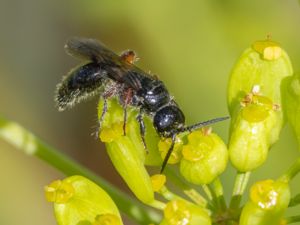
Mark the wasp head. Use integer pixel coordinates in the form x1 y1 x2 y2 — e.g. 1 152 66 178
153 105 185 137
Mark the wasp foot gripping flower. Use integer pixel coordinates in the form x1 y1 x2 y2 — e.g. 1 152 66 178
227 39 293 172
283 72 300 149
179 128 228 185
240 179 290 225
160 200 211 225
98 98 158 204
45 175 123 225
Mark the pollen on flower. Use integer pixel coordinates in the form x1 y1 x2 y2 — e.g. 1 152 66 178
241 91 276 123
164 200 191 225
182 131 213 162
93 214 121 225
252 40 282 60
99 122 124 143
44 179 74 203
250 180 279 210
263 46 282 60
158 137 183 164
151 174 166 192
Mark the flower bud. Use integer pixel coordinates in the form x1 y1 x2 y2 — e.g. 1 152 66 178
229 91 280 172
98 98 155 204
158 137 183 165
227 39 293 172
151 174 166 192
160 200 211 225
179 129 228 185
228 40 293 113
240 179 290 225
45 175 123 225
283 72 300 149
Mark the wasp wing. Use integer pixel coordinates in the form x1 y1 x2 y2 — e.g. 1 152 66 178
55 62 108 111
65 37 118 62
65 37 155 90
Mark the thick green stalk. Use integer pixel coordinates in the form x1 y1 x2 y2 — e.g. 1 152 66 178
230 171 251 209
0 115 161 224
280 158 300 182
212 178 227 211
164 168 207 207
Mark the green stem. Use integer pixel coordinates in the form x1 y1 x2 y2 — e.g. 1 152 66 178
0 116 161 224
159 186 186 202
212 178 227 211
202 184 213 201
148 200 166 211
286 215 300 224
289 193 300 207
229 171 251 210
164 168 207 207
280 158 300 182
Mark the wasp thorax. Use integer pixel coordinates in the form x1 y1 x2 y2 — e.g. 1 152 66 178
137 79 170 112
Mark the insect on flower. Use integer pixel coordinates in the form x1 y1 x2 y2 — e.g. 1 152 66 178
55 37 229 172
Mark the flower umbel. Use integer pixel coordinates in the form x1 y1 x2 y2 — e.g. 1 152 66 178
2 37 300 225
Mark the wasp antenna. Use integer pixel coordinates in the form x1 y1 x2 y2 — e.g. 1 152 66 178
160 133 177 173
179 116 230 134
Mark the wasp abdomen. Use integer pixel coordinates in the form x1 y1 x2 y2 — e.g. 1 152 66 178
55 62 107 111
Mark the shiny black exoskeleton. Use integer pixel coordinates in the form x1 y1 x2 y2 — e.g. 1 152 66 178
55 37 228 172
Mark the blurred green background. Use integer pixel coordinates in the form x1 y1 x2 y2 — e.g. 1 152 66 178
1 0 300 224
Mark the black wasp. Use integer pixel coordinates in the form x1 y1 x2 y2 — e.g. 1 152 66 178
55 37 229 173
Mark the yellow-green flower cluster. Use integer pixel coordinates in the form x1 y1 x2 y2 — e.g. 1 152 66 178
227 39 293 172
43 38 300 225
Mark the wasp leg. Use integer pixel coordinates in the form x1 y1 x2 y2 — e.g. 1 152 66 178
137 110 148 153
99 98 108 128
160 133 176 174
93 97 108 139
123 106 127 136
96 82 121 137
122 88 133 136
